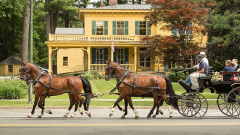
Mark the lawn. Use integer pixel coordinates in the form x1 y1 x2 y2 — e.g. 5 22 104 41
0 79 219 106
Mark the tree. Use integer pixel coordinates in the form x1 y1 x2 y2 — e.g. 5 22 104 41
205 0 240 70
0 0 25 60
21 0 30 63
140 0 209 67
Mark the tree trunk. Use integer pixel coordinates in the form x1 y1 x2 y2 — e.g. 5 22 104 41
65 14 69 28
45 0 50 41
51 9 54 34
21 0 30 63
138 0 141 4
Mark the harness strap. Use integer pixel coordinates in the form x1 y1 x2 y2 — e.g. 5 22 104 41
109 71 130 94
33 71 46 85
131 75 138 95
46 76 53 97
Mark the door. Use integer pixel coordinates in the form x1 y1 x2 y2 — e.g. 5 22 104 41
139 48 151 71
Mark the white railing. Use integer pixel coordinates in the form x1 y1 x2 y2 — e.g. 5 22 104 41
90 64 135 72
49 34 144 42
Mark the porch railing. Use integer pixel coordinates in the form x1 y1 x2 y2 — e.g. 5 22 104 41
49 34 144 42
90 64 135 72
71 65 84 72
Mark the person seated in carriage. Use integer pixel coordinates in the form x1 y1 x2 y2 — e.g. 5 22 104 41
190 55 208 90
222 60 237 81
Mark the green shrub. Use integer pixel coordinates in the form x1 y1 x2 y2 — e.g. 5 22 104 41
0 79 28 99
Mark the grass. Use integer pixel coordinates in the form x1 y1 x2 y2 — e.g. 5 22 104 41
0 79 219 106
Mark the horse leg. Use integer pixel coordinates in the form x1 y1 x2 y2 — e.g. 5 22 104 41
78 98 84 115
121 98 128 119
43 97 52 115
77 94 91 117
70 96 79 118
152 98 160 118
117 103 123 112
63 94 74 118
161 93 173 118
147 94 158 118
125 96 139 119
37 95 46 118
109 93 126 117
27 94 40 118
158 99 164 115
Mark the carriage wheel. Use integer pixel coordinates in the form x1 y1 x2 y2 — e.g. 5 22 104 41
217 94 232 116
225 87 240 118
177 92 188 116
181 93 208 118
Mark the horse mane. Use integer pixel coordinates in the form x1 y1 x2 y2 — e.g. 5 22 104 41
111 61 124 69
29 63 48 73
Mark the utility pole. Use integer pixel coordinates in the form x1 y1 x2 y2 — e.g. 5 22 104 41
28 0 33 104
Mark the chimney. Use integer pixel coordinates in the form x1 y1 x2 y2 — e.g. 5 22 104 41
109 0 117 5
100 3 105 7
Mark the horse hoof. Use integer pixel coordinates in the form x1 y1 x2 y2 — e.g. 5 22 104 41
88 113 91 117
121 115 125 119
27 115 32 118
152 115 156 118
169 116 173 119
80 111 83 115
37 115 42 118
135 116 139 119
48 110 52 114
147 115 151 119
70 115 74 118
122 108 125 112
63 115 67 118
109 113 113 117
160 111 163 115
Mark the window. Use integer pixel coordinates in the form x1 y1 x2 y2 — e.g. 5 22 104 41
96 49 104 64
117 49 124 64
63 57 68 66
139 21 146 35
96 21 104 35
8 65 13 73
117 21 125 35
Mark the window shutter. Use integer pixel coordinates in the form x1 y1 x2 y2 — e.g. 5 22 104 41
124 48 129 64
125 21 128 35
164 64 168 71
147 21 151 35
114 48 117 62
113 21 116 35
92 48 96 64
104 21 108 35
135 21 139 35
187 21 192 35
104 48 108 63
171 23 177 35
92 21 96 35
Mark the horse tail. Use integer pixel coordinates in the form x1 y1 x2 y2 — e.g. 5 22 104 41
163 76 178 110
80 76 92 111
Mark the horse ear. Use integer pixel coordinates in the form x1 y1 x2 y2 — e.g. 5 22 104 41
23 61 26 65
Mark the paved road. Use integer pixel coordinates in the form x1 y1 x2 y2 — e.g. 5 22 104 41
0 108 239 135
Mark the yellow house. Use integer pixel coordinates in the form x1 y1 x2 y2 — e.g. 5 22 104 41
0 56 21 76
45 4 207 74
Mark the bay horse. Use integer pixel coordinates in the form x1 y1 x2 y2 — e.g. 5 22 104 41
105 60 178 119
19 62 92 118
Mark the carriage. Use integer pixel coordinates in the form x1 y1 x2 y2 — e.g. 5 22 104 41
178 71 240 118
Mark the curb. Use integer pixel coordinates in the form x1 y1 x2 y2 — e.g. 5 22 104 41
0 105 219 109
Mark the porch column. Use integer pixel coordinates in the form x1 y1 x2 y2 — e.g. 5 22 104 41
134 46 137 72
87 46 91 71
48 46 52 74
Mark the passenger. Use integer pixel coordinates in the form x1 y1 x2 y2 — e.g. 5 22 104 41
184 52 208 87
223 60 236 81
232 59 239 70
190 55 208 90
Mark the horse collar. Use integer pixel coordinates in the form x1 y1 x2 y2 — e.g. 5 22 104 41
33 71 46 85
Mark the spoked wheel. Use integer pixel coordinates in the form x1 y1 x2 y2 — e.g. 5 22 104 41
217 94 232 116
225 87 240 118
181 93 208 118
177 92 187 116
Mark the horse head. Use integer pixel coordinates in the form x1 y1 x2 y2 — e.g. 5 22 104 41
19 62 32 85
105 59 115 81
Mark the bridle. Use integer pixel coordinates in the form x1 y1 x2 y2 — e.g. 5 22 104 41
20 63 32 82
105 62 129 80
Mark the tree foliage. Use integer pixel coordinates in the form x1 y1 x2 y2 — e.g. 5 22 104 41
140 0 210 67
205 0 240 70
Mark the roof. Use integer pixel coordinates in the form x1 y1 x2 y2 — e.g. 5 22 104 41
55 28 84 35
84 4 151 10
0 56 21 65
